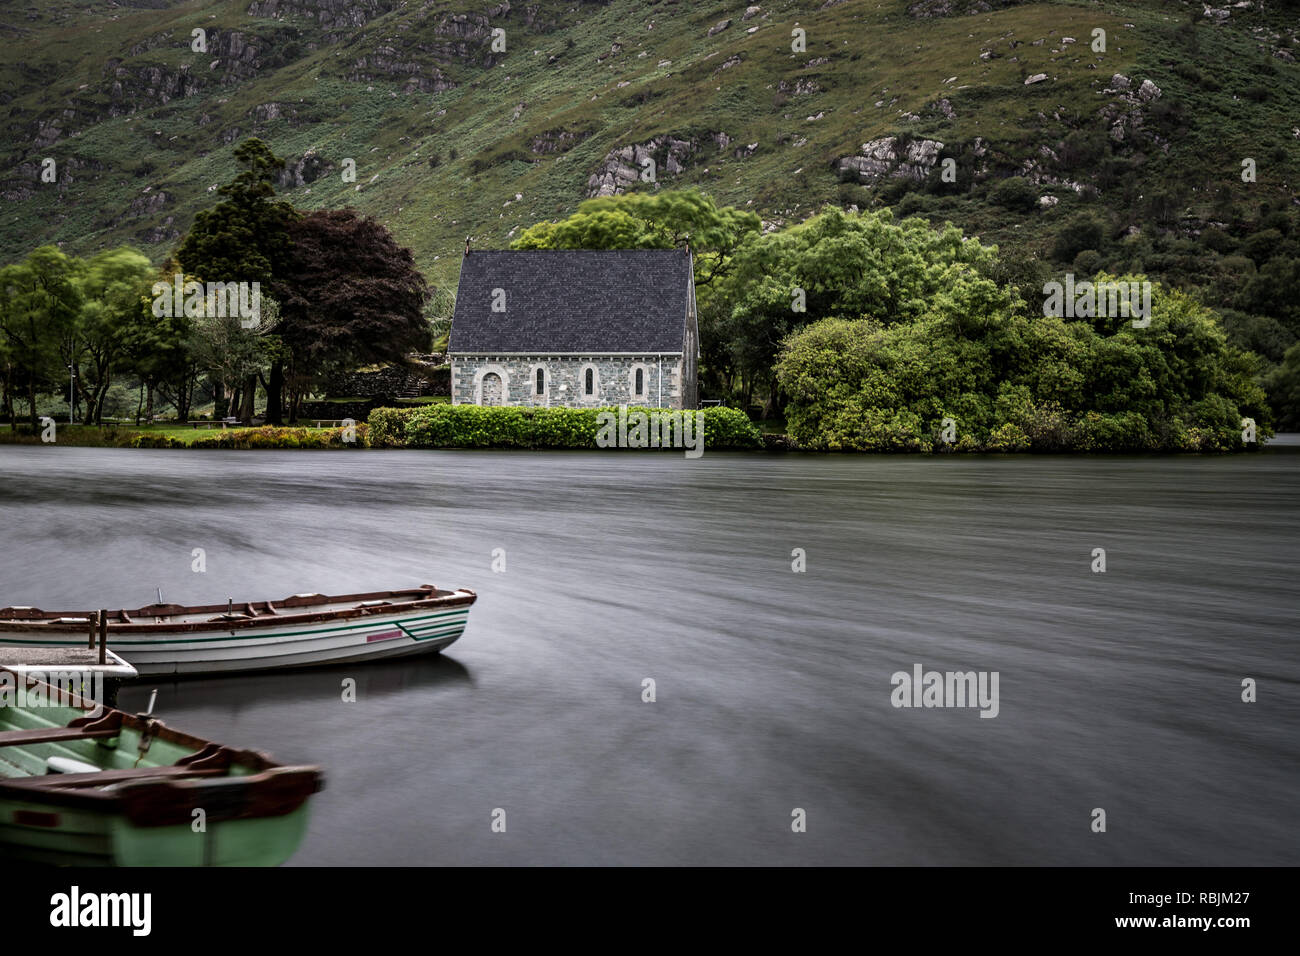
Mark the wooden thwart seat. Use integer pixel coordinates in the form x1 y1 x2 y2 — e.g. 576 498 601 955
0 726 121 748
2 765 225 790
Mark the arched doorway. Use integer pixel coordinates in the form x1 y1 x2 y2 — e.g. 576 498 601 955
481 372 504 406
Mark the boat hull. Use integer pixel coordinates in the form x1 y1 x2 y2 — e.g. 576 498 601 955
0 797 312 865
0 604 472 677
0 675 322 865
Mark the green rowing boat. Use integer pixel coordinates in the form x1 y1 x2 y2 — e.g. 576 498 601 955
0 668 322 865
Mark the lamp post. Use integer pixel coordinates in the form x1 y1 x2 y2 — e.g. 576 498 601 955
67 362 76 425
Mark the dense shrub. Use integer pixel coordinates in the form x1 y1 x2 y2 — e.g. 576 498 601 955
989 176 1039 212
1052 215 1106 263
187 425 368 449
775 277 1271 453
1072 249 1103 275
129 433 183 448
367 407 418 447
369 404 762 450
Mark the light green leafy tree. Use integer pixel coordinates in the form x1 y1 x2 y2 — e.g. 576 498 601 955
0 246 83 429
72 247 155 424
776 274 1270 452
716 207 1007 413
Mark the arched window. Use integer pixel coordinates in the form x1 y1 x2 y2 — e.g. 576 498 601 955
585 367 594 396
629 363 650 401
535 367 545 395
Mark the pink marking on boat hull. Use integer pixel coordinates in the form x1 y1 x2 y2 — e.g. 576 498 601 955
366 629 404 643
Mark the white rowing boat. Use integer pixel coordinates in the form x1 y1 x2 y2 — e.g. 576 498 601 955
0 585 476 677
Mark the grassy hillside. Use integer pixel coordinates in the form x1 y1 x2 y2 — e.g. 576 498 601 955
1 0 1296 302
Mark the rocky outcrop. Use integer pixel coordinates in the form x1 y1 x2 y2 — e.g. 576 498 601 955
348 47 454 92
1098 74 1163 145
838 137 945 184
341 3 512 86
907 0 1024 16
248 0 396 30
587 136 694 197
139 216 181 246
100 27 270 117
2 154 91 199
431 9 510 67
1018 145 1085 193
250 102 292 123
125 189 171 218
105 63 202 114
778 77 820 95
277 149 333 187
586 132 733 197
206 29 271 83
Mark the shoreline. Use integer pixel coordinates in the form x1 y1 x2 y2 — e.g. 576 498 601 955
2 426 1294 455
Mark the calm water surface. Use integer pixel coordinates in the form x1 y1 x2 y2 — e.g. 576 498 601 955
1 445 1297 865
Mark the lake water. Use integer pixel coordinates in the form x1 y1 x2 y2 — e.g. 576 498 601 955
1 444 1297 865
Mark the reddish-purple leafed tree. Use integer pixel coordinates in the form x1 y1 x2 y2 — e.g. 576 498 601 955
271 209 430 422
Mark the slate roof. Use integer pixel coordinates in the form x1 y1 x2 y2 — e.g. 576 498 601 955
448 248 692 354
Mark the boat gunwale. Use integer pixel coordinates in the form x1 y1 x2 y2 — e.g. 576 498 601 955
0 585 477 634
0 669 323 821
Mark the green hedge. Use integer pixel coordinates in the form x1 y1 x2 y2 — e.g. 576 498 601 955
367 404 762 450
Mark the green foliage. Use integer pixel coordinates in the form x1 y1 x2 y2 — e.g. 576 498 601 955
708 206 1008 407
74 248 156 422
186 425 368 449
989 177 1040 213
1263 342 1300 431
775 276 1270 453
511 188 760 286
1052 215 1107 264
5 0 1299 441
129 432 184 449
367 406 417 447
0 246 84 426
368 403 761 450
177 139 297 289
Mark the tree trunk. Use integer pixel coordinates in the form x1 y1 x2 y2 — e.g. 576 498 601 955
178 372 194 422
265 360 284 425
95 380 111 425
213 379 228 420
145 383 154 423
765 374 780 420
26 378 38 431
135 382 144 425
240 373 257 423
